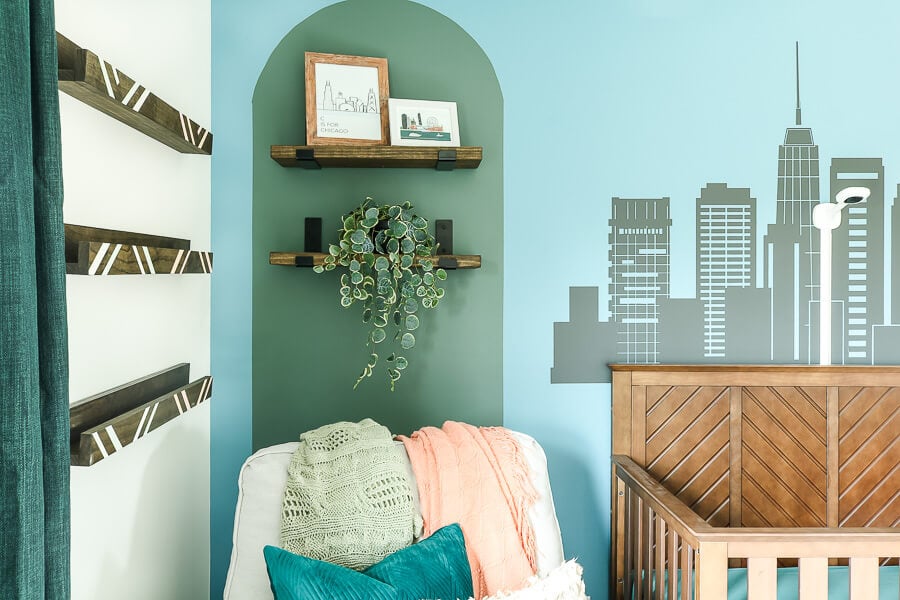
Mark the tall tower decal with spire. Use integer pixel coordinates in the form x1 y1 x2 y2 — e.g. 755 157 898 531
763 42 821 362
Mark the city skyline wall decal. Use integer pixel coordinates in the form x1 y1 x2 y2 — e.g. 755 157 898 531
552 44 900 384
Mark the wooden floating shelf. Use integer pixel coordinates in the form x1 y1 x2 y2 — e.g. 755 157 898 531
269 252 481 270
70 364 212 466
56 32 212 155
65 224 212 275
270 145 482 170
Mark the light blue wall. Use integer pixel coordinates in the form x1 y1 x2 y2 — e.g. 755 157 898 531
212 1 900 597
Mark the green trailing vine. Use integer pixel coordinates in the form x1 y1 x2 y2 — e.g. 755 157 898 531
314 198 447 390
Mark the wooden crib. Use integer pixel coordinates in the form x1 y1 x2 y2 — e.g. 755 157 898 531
610 365 899 600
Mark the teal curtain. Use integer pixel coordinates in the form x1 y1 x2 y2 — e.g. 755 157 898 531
0 0 71 598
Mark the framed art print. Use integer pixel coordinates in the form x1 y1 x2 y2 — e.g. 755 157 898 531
388 98 460 147
305 52 389 145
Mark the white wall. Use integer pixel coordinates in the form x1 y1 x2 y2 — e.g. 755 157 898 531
56 1 211 598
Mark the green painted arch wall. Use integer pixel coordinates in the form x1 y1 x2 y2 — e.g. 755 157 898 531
251 0 503 446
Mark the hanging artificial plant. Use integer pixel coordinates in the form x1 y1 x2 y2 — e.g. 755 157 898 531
314 198 447 390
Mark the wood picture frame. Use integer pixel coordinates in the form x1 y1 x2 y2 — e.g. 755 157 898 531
388 98 461 147
304 52 389 146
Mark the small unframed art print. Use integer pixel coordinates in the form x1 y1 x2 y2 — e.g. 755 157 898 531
388 99 460 147
305 52 389 145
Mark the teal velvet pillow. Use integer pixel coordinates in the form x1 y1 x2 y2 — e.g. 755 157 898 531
263 523 473 600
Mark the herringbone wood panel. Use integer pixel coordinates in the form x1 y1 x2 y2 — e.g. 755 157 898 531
839 386 900 527
645 385 731 526
741 386 827 527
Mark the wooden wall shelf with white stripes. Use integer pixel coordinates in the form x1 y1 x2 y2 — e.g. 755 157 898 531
69 364 212 467
56 32 212 155
65 224 213 275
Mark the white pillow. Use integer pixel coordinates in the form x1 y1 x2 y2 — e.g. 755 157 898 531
473 560 588 600
508 431 565 576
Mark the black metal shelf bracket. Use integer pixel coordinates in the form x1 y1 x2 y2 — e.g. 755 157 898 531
295 148 321 169
435 219 453 255
437 256 459 270
436 149 457 171
304 217 322 252
294 255 314 267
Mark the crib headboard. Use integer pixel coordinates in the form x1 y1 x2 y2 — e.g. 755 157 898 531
610 365 900 530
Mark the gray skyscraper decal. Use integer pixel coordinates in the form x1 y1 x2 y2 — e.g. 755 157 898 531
894 185 900 324
763 44 820 362
829 158 885 363
696 184 756 357
609 198 671 363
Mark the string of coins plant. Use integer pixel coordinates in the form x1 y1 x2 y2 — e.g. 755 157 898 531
313 198 448 390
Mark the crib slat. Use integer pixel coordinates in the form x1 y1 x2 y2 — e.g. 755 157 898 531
849 557 878 599
681 543 692 600
696 542 727 600
642 505 652 600
655 517 665 599
667 529 678 600
747 557 777 600
635 496 644 600
798 557 828 600
625 488 634 600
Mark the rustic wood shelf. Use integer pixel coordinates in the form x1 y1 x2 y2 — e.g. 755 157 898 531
65 224 213 275
269 251 481 270
270 145 482 170
70 364 212 466
56 32 212 155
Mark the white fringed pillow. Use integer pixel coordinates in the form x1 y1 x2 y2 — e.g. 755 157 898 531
472 560 589 600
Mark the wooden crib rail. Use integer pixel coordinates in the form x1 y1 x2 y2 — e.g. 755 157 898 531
613 456 900 600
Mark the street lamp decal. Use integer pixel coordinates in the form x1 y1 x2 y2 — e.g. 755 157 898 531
812 186 871 365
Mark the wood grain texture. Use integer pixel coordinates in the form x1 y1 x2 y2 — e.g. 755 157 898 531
270 145 483 168
838 386 900 527
72 375 212 466
729 386 743 530
268 251 480 269
69 364 189 447
57 32 212 154
644 385 730 525
65 224 212 275
741 386 827 528
849 557 879 599
747 557 777 600
798 557 828 600
304 52 389 146
695 542 727 600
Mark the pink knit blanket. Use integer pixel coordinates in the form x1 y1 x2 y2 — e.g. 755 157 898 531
398 422 538 599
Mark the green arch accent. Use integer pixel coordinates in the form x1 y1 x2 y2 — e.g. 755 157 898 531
251 0 503 446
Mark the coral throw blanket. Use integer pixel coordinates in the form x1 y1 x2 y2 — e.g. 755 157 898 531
398 421 538 599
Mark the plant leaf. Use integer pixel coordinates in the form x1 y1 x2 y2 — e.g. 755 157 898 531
400 332 415 349
395 356 408 370
436 268 447 281
371 329 386 343
405 314 419 331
